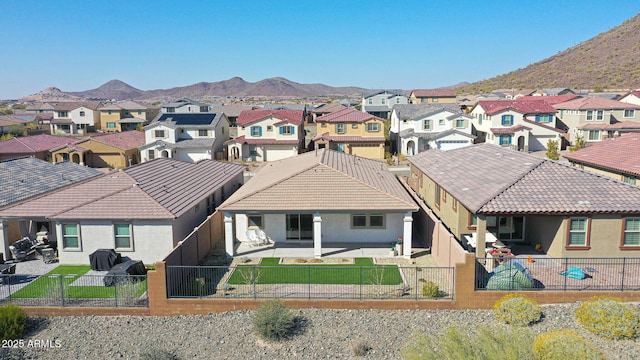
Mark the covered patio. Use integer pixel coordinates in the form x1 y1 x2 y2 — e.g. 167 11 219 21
233 241 401 258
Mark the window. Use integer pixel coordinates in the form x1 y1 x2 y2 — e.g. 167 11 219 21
147 149 155 160
432 97 439 102
624 109 635 118
478 114 483 125
166 107 175 113
58 111 68 117
586 111 593 121
536 114 553 123
623 174 636 185
396 97 400 104
421 98 428 103
351 123 358 129
423 119 431 131
266 125 273 131
138 110 142 115
452 198 458 212
200 106 209 112
107 110 112 115
351 214 385 228
62 224 81 250
469 214 478 228
596 110 604 121
321 123 327 128
124 110 130 116
455 119 465 128
336 123 346 134
280 125 294 135
198 129 208 137
435 184 441 208
501 115 513 126
154 130 165 138
106 122 116 129
368 98 373 105
250 126 262 137
366 123 380 132
248 215 263 229
79 111 85 117
381 98 386 105
499 134 512 146
206 193 215 215
588 130 599 141
567 217 590 248
114 224 133 250
249 145 257 156
439 119 445 125
622 218 640 247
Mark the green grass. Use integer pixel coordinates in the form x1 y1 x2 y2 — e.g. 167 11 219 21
227 258 403 285
9 265 147 300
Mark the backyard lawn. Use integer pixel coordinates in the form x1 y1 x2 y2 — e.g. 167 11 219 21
227 258 403 285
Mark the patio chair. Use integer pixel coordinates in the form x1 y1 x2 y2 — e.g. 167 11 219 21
9 238 36 262
244 230 260 247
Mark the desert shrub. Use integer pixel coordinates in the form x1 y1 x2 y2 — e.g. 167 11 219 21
138 346 177 360
253 299 295 341
493 293 541 326
533 329 603 360
402 325 536 360
349 339 369 357
0 304 27 341
421 281 439 298
575 296 640 339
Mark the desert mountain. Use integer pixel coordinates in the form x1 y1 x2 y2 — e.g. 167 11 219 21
69 80 145 100
20 87 82 102
459 13 640 93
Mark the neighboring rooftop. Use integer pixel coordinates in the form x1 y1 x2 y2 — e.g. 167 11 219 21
53 101 102 111
410 89 457 98
315 108 383 123
475 100 558 115
552 96 640 110
563 134 640 176
146 113 226 129
392 104 461 120
85 130 145 150
236 109 304 126
0 134 79 154
311 102 347 114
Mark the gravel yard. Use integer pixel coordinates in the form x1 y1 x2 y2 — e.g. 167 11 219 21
2 303 639 359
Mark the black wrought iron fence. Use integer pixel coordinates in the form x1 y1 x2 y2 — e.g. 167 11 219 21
166 265 455 300
476 257 640 291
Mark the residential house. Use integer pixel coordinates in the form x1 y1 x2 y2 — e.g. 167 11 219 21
564 133 640 185
0 134 79 161
390 104 474 155
210 105 256 129
470 99 565 151
218 149 418 258
408 143 640 258
226 109 304 162
0 115 36 136
98 101 159 132
139 113 230 163
553 97 640 143
361 90 409 119
0 158 245 264
409 89 457 104
25 102 56 114
50 130 145 168
531 88 576 96
313 108 386 160
161 99 214 113
494 89 536 99
577 120 640 143
619 90 640 106
0 157 102 259
50 101 102 135
310 102 348 121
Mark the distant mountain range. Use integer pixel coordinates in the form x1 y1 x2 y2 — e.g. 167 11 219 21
459 13 640 93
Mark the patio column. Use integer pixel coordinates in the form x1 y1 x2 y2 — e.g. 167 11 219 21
224 212 234 258
476 215 487 260
402 212 413 258
0 221 9 262
313 212 322 258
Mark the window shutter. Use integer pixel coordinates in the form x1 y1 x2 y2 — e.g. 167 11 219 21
258 127 263 136
279 126 283 134
291 126 295 134
535 115 540 122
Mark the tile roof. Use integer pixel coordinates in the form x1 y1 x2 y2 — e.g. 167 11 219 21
311 102 347 114
312 132 385 143
219 149 417 212
392 104 461 120
363 105 391 112
523 119 567 133
563 134 640 176
236 110 304 126
490 125 532 134
146 113 225 129
553 96 640 110
516 95 581 104
210 105 256 117
51 118 74 124
410 89 456 98
578 121 640 130
0 157 102 208
224 135 299 146
87 130 145 150
408 143 640 214
363 89 406 98
53 101 102 111
0 158 245 220
0 134 79 154
0 115 31 127
476 100 557 115
316 108 383 123
162 99 209 108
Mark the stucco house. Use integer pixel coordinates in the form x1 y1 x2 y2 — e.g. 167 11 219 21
218 149 418 258
98 101 159 132
361 90 409 119
0 158 245 264
50 101 102 135
470 99 565 151
226 109 304 162
390 104 474 155
0 134 79 162
577 120 640 143
160 99 213 113
619 90 640 106
139 113 230 163
312 108 386 159
409 89 457 104
50 130 145 168
407 143 640 259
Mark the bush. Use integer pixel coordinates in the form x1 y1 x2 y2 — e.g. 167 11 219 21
139 347 177 360
402 326 536 360
533 329 603 360
575 296 640 339
421 280 439 298
493 293 541 326
349 339 369 357
0 304 27 341
253 299 295 341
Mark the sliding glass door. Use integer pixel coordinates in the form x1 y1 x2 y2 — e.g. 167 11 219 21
286 214 314 240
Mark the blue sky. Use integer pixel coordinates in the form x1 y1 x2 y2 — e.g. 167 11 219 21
1 0 639 99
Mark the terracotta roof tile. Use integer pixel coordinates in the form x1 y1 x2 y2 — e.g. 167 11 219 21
564 134 640 176
0 134 79 154
579 120 640 130
477 100 557 115
411 89 456 98
553 96 640 110
516 95 581 104
312 133 385 142
490 125 532 134
316 108 384 124
89 131 145 150
237 109 304 126
311 102 347 114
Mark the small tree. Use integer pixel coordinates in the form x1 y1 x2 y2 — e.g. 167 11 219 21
546 139 560 160
569 135 585 152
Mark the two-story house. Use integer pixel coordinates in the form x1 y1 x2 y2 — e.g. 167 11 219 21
226 109 304 162
390 104 474 155
361 90 409 119
50 101 102 135
409 89 457 104
139 113 229 163
160 99 214 114
99 101 159 132
312 108 386 160
470 99 565 151
51 130 145 169
553 96 640 143
619 90 640 106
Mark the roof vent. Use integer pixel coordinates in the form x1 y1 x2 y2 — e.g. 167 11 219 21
578 200 591 205
462 187 469 191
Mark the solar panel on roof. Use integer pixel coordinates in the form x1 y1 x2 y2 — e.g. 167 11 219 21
158 114 216 125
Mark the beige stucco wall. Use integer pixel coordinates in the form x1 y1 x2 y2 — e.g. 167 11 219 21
570 162 635 185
